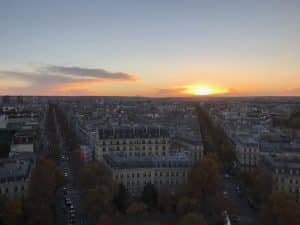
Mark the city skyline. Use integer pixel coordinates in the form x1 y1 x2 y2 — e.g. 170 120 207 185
1 1 300 97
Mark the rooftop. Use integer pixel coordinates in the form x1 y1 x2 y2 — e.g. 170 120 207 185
98 126 169 139
0 158 32 182
104 153 193 169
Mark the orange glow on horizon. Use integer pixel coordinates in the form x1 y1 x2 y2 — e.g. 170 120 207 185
184 84 228 96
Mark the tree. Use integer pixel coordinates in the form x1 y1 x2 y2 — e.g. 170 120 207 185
0 194 7 214
141 183 158 208
2 199 23 225
25 203 54 225
178 213 207 225
176 197 198 216
55 168 68 189
241 169 273 205
188 154 221 202
114 184 129 213
70 149 83 177
126 201 147 215
260 191 300 225
157 189 176 212
84 186 114 222
78 161 114 191
26 156 57 225
223 196 237 219
28 156 56 202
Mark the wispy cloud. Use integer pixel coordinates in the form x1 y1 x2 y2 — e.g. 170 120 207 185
0 65 138 95
156 87 188 97
40 65 136 80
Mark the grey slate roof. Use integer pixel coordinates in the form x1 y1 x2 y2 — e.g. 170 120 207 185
98 126 169 139
104 153 193 169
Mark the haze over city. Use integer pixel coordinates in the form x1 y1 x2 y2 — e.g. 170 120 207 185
1 0 300 97
1 1 300 225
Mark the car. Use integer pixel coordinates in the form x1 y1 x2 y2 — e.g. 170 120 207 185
247 198 258 210
69 209 76 214
231 215 240 224
65 200 72 206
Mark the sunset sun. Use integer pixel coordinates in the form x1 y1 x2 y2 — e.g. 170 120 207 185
183 85 228 96
194 87 213 95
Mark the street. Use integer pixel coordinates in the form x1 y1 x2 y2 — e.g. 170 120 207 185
223 174 259 225
54 109 88 225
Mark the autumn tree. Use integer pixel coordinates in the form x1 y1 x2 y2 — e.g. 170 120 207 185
157 189 176 212
196 106 236 170
2 199 23 225
70 149 83 177
78 161 114 191
126 201 147 215
55 168 68 189
141 183 158 208
178 213 207 225
28 156 56 201
241 168 273 205
176 197 198 216
114 184 129 213
260 191 300 225
188 154 221 202
26 156 57 225
223 196 237 220
84 185 114 223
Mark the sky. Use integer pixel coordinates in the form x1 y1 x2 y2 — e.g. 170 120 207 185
0 0 299 97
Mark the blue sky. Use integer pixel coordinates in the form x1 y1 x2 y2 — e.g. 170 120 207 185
0 0 299 96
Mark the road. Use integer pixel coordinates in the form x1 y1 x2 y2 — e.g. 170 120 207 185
223 175 259 225
53 108 88 225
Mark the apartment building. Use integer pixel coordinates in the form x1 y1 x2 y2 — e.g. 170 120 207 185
95 126 171 161
235 136 260 171
9 130 35 157
0 154 34 199
173 135 203 162
103 153 192 196
262 154 300 201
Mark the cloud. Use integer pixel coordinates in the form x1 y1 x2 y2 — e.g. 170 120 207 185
156 87 187 97
41 65 136 80
0 65 137 95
